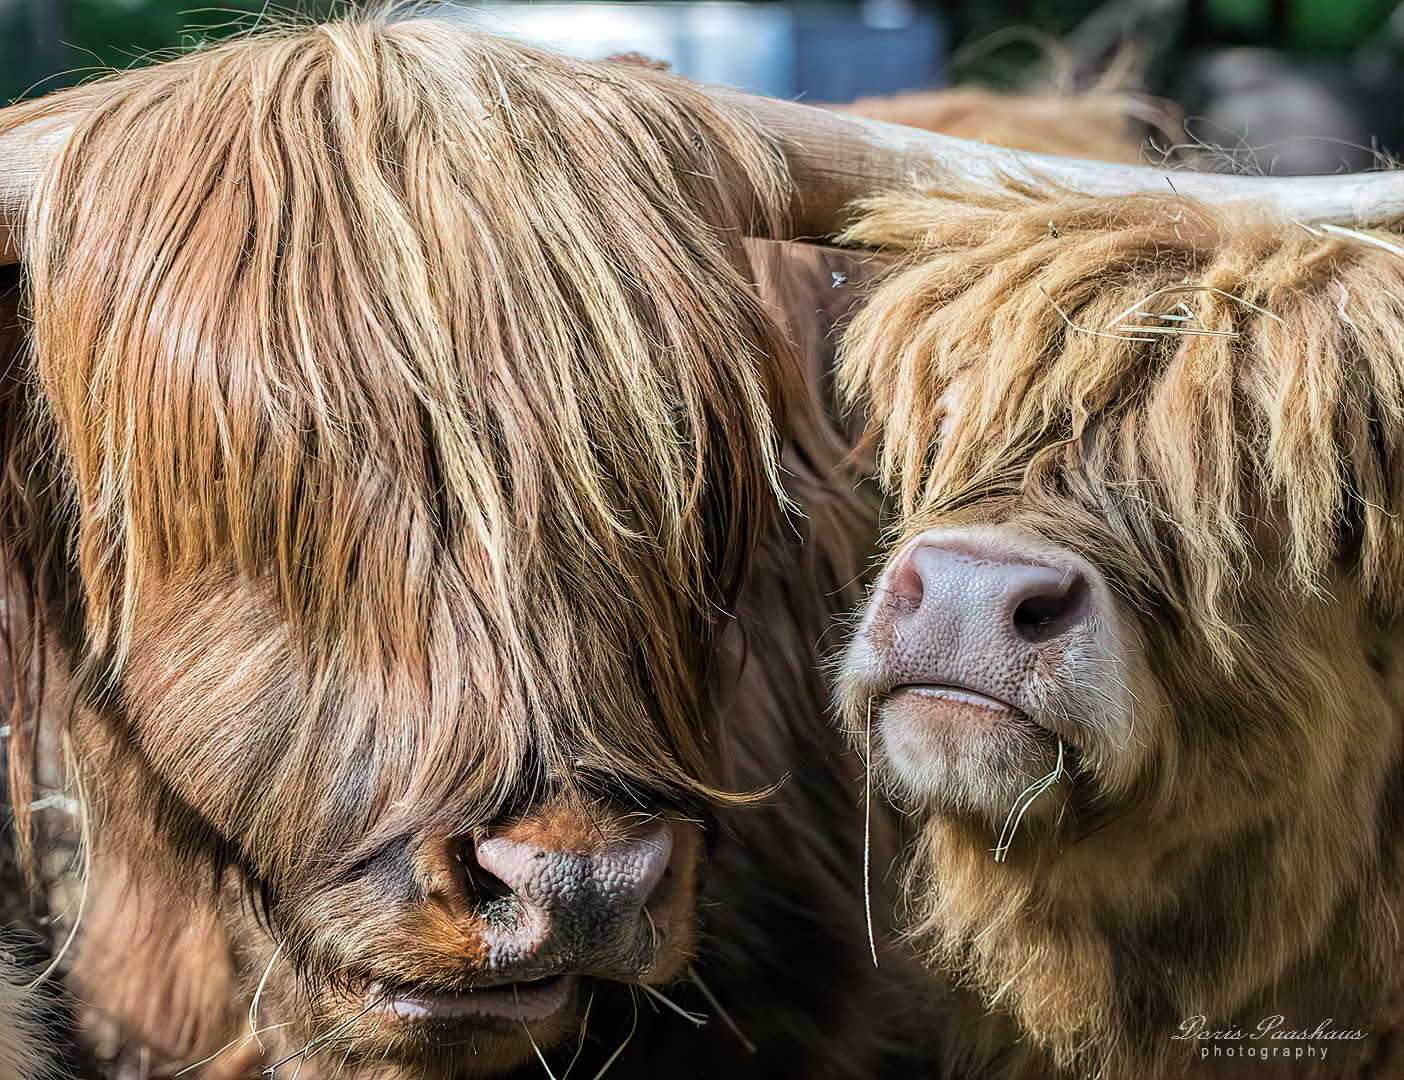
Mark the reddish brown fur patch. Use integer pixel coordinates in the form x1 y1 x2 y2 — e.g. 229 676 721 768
490 803 638 853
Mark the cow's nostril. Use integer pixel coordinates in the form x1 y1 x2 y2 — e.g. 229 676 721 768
458 843 515 903
474 824 675 918
1013 572 1089 642
886 546 926 611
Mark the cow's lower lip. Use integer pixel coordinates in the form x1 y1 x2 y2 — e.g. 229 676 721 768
877 682 1071 818
884 684 1065 743
888 683 1022 719
368 975 577 1024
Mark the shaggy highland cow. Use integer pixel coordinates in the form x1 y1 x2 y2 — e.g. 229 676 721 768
0 17 908 1079
3 15 1403 1080
835 187 1404 1079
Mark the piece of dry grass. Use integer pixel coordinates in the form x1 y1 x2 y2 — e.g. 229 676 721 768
992 739 1064 863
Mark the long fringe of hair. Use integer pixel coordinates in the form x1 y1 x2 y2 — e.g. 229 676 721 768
0 13 799 879
840 187 1404 657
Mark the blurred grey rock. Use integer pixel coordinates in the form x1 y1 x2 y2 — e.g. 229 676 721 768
1198 47 1373 174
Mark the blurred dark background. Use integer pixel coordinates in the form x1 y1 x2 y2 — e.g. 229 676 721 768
1 0 1399 173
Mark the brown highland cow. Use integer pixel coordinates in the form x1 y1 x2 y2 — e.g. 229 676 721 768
835 187 1404 1079
0 17 908 1079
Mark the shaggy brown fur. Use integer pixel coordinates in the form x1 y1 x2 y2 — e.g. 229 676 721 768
837 188 1404 1078
0 15 908 1079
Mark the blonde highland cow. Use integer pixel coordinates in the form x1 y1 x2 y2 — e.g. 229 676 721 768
837 187 1404 1080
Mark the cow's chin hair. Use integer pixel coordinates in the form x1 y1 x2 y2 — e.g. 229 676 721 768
864 691 1134 1072
231 911 687 1078
875 699 1111 1065
875 690 1067 827
225 864 700 1077
254 963 593 1077
897 811 1122 1070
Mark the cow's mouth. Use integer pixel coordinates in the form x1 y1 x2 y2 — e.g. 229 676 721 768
875 682 1069 817
366 974 578 1025
887 683 1026 722
883 683 1064 744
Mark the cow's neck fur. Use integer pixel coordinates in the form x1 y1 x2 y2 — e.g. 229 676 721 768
894 541 1404 1080
914 798 1404 1079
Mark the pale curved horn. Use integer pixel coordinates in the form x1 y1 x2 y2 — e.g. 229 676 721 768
0 113 72 268
722 91 1404 240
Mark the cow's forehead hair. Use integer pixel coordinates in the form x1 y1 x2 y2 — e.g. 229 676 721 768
7 15 794 686
0 14 806 823
841 187 1404 654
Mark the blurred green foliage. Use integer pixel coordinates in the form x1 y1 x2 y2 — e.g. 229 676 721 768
944 0 1401 90
62 0 267 71
941 1 1106 87
0 0 351 104
1204 0 1397 50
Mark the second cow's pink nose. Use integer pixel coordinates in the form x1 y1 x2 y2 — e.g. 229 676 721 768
884 540 1091 655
